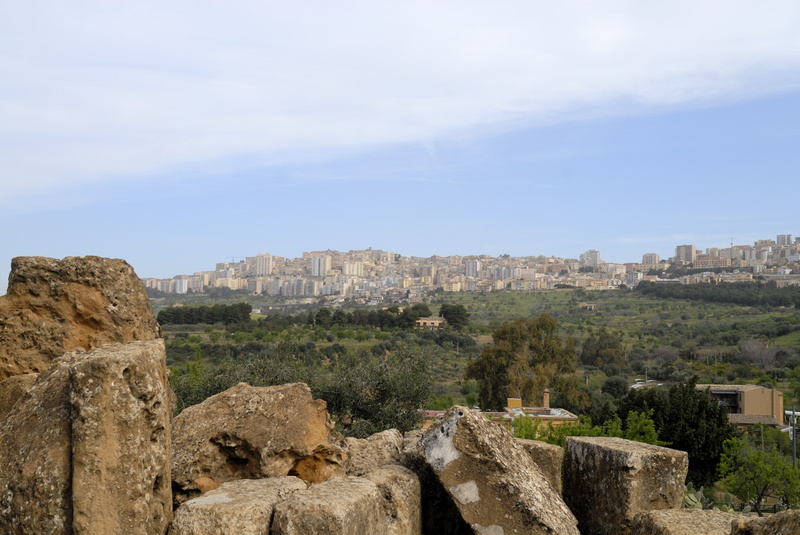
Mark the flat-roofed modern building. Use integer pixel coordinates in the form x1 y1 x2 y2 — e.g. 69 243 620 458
697 384 784 426
675 244 697 264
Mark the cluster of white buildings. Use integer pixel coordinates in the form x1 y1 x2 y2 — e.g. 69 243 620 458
142 235 800 298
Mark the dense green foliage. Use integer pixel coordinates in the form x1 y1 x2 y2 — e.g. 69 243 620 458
158 301 469 332
638 280 800 308
438 303 470 330
170 339 435 438
512 409 665 447
617 381 740 487
719 437 800 515
157 303 252 325
580 331 625 369
465 314 584 411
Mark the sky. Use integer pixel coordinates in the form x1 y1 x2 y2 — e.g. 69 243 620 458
2 1 799 291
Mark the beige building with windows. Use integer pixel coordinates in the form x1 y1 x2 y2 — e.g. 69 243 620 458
415 316 447 330
697 384 784 426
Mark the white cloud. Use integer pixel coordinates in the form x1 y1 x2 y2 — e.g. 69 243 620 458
1 1 799 208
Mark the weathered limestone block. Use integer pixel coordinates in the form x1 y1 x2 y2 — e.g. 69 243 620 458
363 465 422 535
168 477 307 535
563 436 689 535
400 429 472 535
171 382 345 502
0 340 171 535
730 509 800 534
516 437 565 495
632 508 743 535
271 476 387 535
422 406 579 535
0 372 38 423
344 428 403 476
70 340 172 535
0 256 161 381
0 354 76 534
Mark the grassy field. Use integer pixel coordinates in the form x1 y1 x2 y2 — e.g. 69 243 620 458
774 330 800 348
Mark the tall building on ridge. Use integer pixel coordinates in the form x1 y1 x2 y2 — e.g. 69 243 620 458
579 250 601 267
465 259 482 278
675 244 697 264
255 253 272 276
777 234 793 246
343 261 364 277
642 253 660 264
311 255 331 277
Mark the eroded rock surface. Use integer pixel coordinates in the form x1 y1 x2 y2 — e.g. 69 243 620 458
400 429 472 535
70 340 172 534
271 476 387 535
0 256 160 381
344 428 403 476
563 436 689 535
169 477 308 535
0 354 76 533
0 340 172 535
363 465 422 535
171 382 345 502
730 509 800 534
516 437 565 495
0 372 38 423
632 508 743 535
421 406 579 535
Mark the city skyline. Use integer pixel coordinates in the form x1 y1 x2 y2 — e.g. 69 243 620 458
139 232 800 299
157 231 800 278
2 3 799 291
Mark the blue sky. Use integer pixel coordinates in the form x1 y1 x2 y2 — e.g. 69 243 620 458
2 2 799 290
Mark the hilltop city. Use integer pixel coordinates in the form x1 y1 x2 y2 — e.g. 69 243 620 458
142 234 800 302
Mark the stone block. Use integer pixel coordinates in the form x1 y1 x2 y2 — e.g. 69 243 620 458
0 256 161 381
632 508 743 535
730 509 800 534
0 354 75 534
422 406 579 535
0 340 172 535
70 340 172 535
516 437 565 495
563 436 689 535
363 465 422 535
400 429 472 535
171 382 345 503
271 476 387 535
344 428 403 476
169 477 307 535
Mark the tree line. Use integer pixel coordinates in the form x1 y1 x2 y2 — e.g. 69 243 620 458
637 280 800 308
156 303 252 325
158 302 470 331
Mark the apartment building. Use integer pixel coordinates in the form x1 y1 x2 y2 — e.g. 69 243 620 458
675 244 697 264
465 259 482 278
579 249 601 267
697 384 784 426
642 253 660 264
311 255 331 277
694 255 732 269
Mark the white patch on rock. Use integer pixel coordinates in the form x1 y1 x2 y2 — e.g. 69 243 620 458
422 409 463 471
449 480 480 505
187 491 233 506
472 523 505 535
